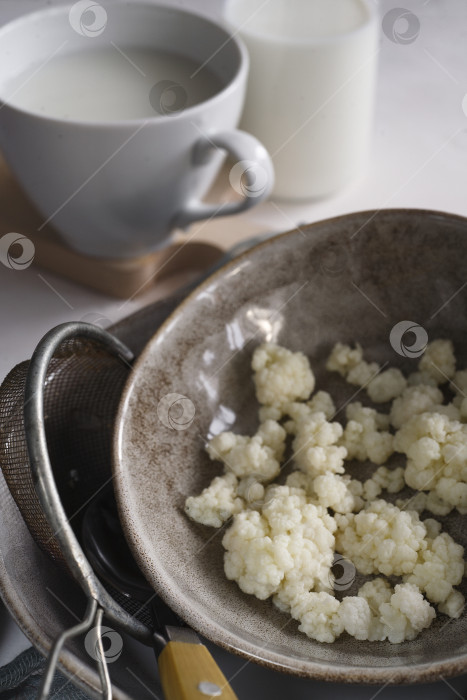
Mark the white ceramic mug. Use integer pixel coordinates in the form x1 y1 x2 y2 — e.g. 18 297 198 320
0 2 274 259
224 0 378 201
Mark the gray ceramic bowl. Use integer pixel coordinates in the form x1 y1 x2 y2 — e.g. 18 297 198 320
114 209 467 684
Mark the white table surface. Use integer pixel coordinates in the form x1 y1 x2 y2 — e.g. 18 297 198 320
1 0 467 697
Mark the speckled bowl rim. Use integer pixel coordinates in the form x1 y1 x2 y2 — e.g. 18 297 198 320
113 208 467 685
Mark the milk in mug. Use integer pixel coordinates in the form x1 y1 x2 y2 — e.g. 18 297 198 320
0 3 274 258
4 47 222 121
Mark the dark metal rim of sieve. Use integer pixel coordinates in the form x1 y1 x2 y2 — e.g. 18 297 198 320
0 322 155 699
22 322 152 644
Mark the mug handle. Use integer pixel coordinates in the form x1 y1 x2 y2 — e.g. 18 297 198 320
173 130 274 230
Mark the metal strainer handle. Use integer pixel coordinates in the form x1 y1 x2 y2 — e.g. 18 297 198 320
22 322 152 699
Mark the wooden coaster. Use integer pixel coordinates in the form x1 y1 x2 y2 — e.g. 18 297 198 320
0 154 242 299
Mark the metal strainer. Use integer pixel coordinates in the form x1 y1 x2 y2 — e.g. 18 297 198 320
0 323 152 699
0 332 131 569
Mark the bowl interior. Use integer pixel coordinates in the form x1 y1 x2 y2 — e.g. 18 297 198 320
114 209 467 683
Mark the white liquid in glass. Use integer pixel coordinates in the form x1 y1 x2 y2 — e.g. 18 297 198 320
225 0 378 200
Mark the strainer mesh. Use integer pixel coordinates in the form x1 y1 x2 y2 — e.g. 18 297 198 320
0 338 130 569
